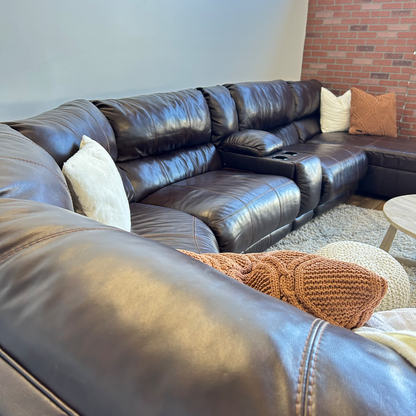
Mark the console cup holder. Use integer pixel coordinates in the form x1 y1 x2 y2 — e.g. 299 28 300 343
283 151 298 156
272 155 289 160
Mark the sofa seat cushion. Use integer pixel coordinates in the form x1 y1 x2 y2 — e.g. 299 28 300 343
130 203 219 254
309 132 416 173
142 170 301 253
283 143 368 205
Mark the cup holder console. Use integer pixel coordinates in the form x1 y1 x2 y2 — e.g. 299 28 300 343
272 151 298 161
272 155 289 160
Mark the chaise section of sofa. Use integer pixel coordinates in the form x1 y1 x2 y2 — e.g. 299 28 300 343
309 132 416 198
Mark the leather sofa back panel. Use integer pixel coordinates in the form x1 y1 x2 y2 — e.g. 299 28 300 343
94 89 212 162
288 79 322 120
226 80 295 131
0 352 71 416
197 85 238 146
117 143 222 202
293 116 321 143
0 125 73 211
268 123 300 146
5 99 117 167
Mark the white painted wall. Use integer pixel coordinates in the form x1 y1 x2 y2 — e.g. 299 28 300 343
0 0 308 121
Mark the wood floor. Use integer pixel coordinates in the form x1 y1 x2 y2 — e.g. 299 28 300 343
345 193 388 211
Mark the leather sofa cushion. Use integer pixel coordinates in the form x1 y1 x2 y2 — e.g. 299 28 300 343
221 130 284 157
197 85 238 146
268 124 300 146
309 132 416 173
283 143 368 205
130 203 219 254
225 80 295 131
94 89 211 162
117 143 223 202
142 170 301 253
5 99 117 167
288 79 322 120
293 116 321 143
0 124 73 210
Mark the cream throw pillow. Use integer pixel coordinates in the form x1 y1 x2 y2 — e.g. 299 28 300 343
320 87 351 133
62 135 131 231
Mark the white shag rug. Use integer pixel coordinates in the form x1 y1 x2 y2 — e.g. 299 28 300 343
266 204 416 308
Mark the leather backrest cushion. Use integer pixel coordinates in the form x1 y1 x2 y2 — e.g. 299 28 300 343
197 85 238 146
226 80 295 131
5 100 117 167
94 89 212 162
288 80 322 120
268 123 300 147
293 116 321 143
117 143 222 202
0 124 73 210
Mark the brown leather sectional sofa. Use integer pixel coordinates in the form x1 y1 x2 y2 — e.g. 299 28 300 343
0 79 415 415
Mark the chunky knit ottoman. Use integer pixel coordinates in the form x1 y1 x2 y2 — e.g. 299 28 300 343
316 241 410 312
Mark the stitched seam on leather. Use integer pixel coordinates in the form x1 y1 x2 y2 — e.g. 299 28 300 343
154 159 171 184
41 119 79 139
177 151 195 178
307 322 329 416
181 94 194 151
0 227 115 265
0 130 66 166
193 216 202 254
208 172 298 192
209 183 294 225
141 233 207 241
295 319 319 416
0 347 79 416
0 131 44 145
80 107 111 153
340 147 364 183
227 143 263 156
230 175 286 226
131 100 160 157
210 192 272 225
170 183 248 202
0 156 69 190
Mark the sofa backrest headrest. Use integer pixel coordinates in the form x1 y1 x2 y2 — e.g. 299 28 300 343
117 143 222 202
93 89 212 163
288 79 322 120
0 124 73 210
197 85 238 146
5 99 117 168
225 80 296 131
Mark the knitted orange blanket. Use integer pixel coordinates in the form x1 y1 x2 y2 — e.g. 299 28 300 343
179 250 388 329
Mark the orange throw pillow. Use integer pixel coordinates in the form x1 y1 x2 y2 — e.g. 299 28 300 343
349 87 397 137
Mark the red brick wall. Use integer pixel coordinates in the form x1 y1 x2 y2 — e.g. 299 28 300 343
301 0 416 139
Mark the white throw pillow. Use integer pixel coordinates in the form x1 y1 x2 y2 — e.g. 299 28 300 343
62 135 131 231
320 87 351 133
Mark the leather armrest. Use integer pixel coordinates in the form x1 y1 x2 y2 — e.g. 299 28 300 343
0 198 414 416
220 130 284 157
219 150 322 216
